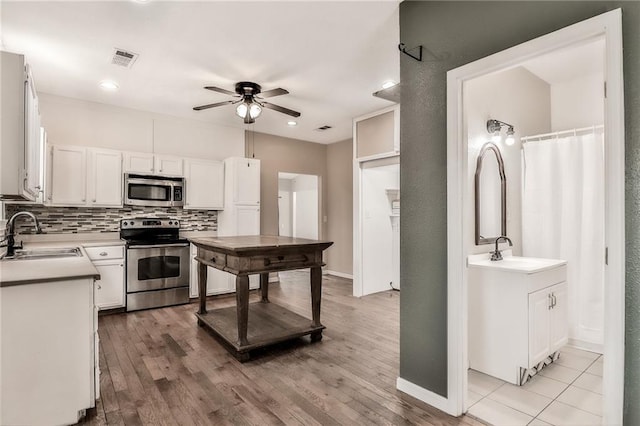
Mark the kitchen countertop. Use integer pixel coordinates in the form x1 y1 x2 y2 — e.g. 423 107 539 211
0 245 100 288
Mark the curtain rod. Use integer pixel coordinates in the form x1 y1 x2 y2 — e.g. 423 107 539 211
521 124 604 142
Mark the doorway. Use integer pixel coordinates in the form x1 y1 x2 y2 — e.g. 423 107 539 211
446 9 624 425
278 172 319 240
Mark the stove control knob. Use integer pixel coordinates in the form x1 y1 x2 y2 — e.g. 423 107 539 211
174 221 179 227
168 221 173 225
129 221 135 226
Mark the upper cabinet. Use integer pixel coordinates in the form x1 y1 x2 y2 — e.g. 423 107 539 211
0 52 43 201
184 159 224 210
123 152 183 176
228 157 260 205
354 105 400 160
48 145 122 207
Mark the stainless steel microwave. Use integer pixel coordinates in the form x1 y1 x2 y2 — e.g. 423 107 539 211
124 174 185 207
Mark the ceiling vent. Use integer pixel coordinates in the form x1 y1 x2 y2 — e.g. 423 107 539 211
315 125 332 131
111 48 139 68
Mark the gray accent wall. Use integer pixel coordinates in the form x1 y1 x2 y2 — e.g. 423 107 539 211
399 1 640 423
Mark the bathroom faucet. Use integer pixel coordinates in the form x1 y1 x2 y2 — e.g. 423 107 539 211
490 235 512 261
3 211 42 258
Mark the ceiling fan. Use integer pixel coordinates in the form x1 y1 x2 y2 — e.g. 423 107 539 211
193 81 301 124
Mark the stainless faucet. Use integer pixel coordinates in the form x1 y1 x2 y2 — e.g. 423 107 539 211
3 211 42 257
490 235 512 261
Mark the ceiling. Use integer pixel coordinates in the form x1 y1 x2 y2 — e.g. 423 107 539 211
0 1 400 144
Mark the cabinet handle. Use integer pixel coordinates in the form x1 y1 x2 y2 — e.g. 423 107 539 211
552 294 557 308
548 294 553 310
97 284 102 290
92 199 97 202
99 252 108 256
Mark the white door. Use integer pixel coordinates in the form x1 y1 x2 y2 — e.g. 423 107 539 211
234 158 260 205
278 190 292 236
90 149 122 207
185 159 224 209
123 152 154 174
94 261 125 309
155 155 183 176
50 146 87 205
549 282 569 352
528 287 552 367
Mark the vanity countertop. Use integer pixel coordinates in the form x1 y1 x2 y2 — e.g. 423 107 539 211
468 250 567 274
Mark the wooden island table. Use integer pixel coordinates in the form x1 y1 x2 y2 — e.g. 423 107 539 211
190 235 333 361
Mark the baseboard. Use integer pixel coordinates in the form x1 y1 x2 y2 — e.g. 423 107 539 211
396 377 455 416
324 270 353 280
567 338 604 355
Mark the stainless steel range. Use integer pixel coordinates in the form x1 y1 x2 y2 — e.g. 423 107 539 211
120 218 190 312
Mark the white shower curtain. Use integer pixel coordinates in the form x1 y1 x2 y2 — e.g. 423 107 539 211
522 132 604 348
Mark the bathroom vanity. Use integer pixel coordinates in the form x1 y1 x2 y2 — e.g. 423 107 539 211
468 250 568 385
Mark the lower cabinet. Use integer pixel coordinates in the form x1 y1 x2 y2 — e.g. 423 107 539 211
529 281 568 366
85 245 125 310
189 244 259 298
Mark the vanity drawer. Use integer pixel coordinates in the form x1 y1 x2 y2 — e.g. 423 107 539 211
85 246 124 261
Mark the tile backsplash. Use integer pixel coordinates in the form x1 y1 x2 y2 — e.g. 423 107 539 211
4 205 217 234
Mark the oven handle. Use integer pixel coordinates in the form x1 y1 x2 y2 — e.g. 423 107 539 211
128 243 190 249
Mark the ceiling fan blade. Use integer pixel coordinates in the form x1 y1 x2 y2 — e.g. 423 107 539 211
193 100 235 111
262 102 301 117
204 86 237 96
258 88 289 98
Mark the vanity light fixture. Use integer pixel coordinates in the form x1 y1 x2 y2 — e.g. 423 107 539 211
487 119 516 145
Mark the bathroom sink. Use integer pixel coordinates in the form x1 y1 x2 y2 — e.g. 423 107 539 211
6 247 83 260
468 251 566 273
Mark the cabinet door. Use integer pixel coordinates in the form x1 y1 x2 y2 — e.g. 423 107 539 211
94 261 125 309
549 282 569 353
189 256 233 297
89 149 122 207
234 158 260 205
123 152 154 174
50 146 87 205
528 287 552 367
154 155 183 176
184 159 224 209
24 77 42 199
236 205 260 235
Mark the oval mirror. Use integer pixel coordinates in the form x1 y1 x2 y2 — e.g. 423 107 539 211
475 142 506 245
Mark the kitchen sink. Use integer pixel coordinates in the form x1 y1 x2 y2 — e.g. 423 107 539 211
5 247 83 260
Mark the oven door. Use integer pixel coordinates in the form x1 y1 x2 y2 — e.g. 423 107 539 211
126 243 190 292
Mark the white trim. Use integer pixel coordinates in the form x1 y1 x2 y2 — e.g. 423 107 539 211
324 270 354 280
445 9 624 424
356 151 400 163
396 378 455 414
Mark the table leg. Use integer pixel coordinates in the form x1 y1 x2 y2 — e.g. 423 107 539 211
310 266 322 328
236 275 250 346
260 273 269 302
198 261 207 314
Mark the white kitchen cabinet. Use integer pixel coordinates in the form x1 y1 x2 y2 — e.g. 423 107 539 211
0 51 43 201
0 277 97 425
228 157 260 205
189 244 234 297
468 253 568 385
86 245 125 309
123 151 154 174
88 149 123 207
123 152 183 176
154 155 183 176
48 145 123 207
49 145 87 205
184 158 224 210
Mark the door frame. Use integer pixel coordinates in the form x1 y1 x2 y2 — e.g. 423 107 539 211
445 9 624 423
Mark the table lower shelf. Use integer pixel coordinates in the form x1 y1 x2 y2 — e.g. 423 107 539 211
196 302 325 361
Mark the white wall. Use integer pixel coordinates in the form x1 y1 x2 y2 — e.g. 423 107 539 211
551 72 604 131
361 163 399 295
292 174 319 240
464 66 551 255
39 93 244 160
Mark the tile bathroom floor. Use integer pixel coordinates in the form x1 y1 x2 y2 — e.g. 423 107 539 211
467 346 603 426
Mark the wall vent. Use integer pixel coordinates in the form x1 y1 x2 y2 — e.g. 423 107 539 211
111 48 139 68
315 125 332 131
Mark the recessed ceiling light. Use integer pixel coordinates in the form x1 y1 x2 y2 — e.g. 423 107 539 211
287 121 297 126
382 80 397 89
133 0 152 3
99 80 119 91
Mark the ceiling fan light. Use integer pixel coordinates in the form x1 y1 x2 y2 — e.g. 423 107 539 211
249 103 262 119
236 103 248 118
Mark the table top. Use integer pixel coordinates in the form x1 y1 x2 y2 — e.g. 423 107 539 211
190 235 333 255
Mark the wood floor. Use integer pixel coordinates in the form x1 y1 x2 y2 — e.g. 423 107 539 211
86 271 484 426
